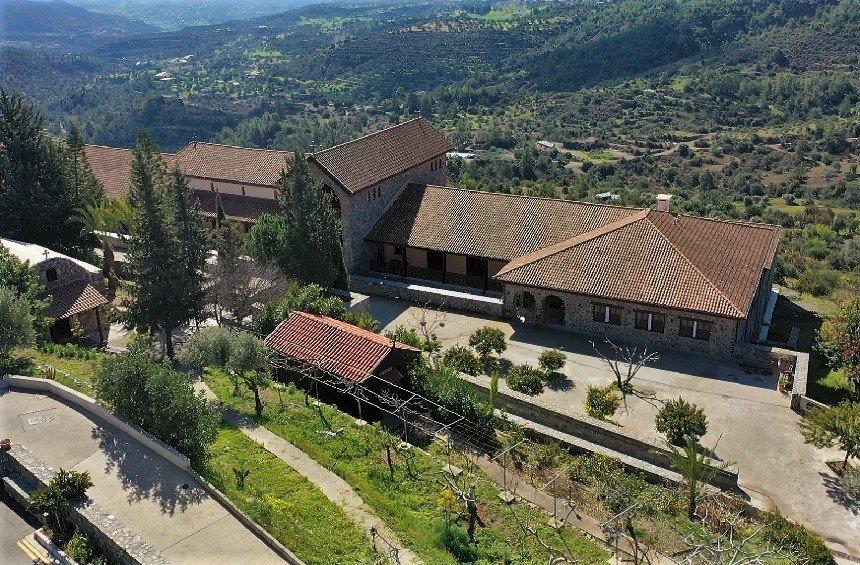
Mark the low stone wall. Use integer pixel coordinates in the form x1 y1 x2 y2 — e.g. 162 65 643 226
460 375 741 493
2 375 303 565
350 275 504 317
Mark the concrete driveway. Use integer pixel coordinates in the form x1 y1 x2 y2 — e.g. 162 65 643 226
0 386 284 564
352 294 860 560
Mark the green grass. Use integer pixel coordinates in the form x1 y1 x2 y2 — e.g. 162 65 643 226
12 347 101 396
200 425 376 564
205 371 607 564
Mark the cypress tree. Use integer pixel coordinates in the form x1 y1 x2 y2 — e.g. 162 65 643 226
248 151 344 286
166 165 207 328
124 130 189 359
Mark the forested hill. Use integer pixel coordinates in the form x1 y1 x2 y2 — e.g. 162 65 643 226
0 0 155 49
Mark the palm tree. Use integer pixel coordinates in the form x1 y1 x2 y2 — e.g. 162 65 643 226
668 438 725 520
74 199 130 300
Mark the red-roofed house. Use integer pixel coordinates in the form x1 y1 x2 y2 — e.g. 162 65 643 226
264 311 420 384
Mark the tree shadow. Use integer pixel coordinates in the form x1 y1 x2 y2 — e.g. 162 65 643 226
545 374 574 392
91 424 206 517
819 471 860 514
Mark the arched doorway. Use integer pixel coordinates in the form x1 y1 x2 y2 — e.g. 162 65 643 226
543 295 565 325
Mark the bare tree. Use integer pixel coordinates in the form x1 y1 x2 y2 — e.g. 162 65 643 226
206 255 283 327
591 339 659 407
680 510 790 564
412 302 448 359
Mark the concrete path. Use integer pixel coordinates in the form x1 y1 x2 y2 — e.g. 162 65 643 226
0 494 39 565
0 386 285 564
196 382 422 564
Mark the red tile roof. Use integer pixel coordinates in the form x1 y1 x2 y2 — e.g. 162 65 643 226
365 184 641 261
84 144 178 200
45 279 108 320
495 208 780 318
193 190 280 222
175 142 291 187
264 311 418 383
310 118 453 194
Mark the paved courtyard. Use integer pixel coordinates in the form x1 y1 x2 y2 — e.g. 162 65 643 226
352 294 860 560
0 385 284 564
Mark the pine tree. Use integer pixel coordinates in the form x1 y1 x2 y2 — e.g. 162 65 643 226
248 151 344 286
64 123 103 204
166 165 207 327
0 90 90 253
124 130 189 359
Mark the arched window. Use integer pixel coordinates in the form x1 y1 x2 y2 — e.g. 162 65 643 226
522 291 536 310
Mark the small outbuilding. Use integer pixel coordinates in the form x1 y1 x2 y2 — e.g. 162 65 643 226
264 311 420 385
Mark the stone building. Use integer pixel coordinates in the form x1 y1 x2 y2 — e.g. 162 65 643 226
85 141 288 233
1 238 108 343
308 117 453 273
365 185 779 358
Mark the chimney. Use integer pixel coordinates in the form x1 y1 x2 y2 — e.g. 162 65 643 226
656 193 672 212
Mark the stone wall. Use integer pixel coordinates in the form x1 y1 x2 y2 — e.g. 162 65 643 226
503 283 739 357
459 374 741 493
310 158 448 274
39 257 101 291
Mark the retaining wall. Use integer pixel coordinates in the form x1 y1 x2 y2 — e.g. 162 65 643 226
460 374 741 493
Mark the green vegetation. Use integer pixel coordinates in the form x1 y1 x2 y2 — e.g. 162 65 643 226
505 363 544 395
94 340 219 466
799 401 860 467
29 469 93 546
14 345 102 395
584 385 620 419
201 425 376 564
655 398 708 446
204 370 608 564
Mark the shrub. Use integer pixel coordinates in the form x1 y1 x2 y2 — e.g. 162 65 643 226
506 364 544 395
411 359 493 425
655 397 708 445
95 342 219 466
842 465 860 501
538 348 566 375
796 268 839 296
442 345 481 375
760 511 833 564
468 326 506 361
341 308 379 331
434 521 476 563
584 385 620 419
65 532 103 565
386 325 428 350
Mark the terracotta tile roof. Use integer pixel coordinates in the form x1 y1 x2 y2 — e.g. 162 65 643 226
264 311 419 383
309 118 453 194
495 209 780 318
365 184 641 261
193 190 280 222
84 144 176 200
175 142 291 187
44 279 108 320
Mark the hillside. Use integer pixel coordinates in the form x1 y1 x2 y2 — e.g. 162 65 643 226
0 0 155 49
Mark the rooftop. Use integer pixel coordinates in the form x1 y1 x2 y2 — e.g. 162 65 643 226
365 184 640 261
310 117 453 194
44 279 108 320
193 190 280 223
367 185 780 318
174 141 292 188
1 238 101 274
264 311 419 383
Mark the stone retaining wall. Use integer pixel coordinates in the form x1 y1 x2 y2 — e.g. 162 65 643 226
460 374 741 493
